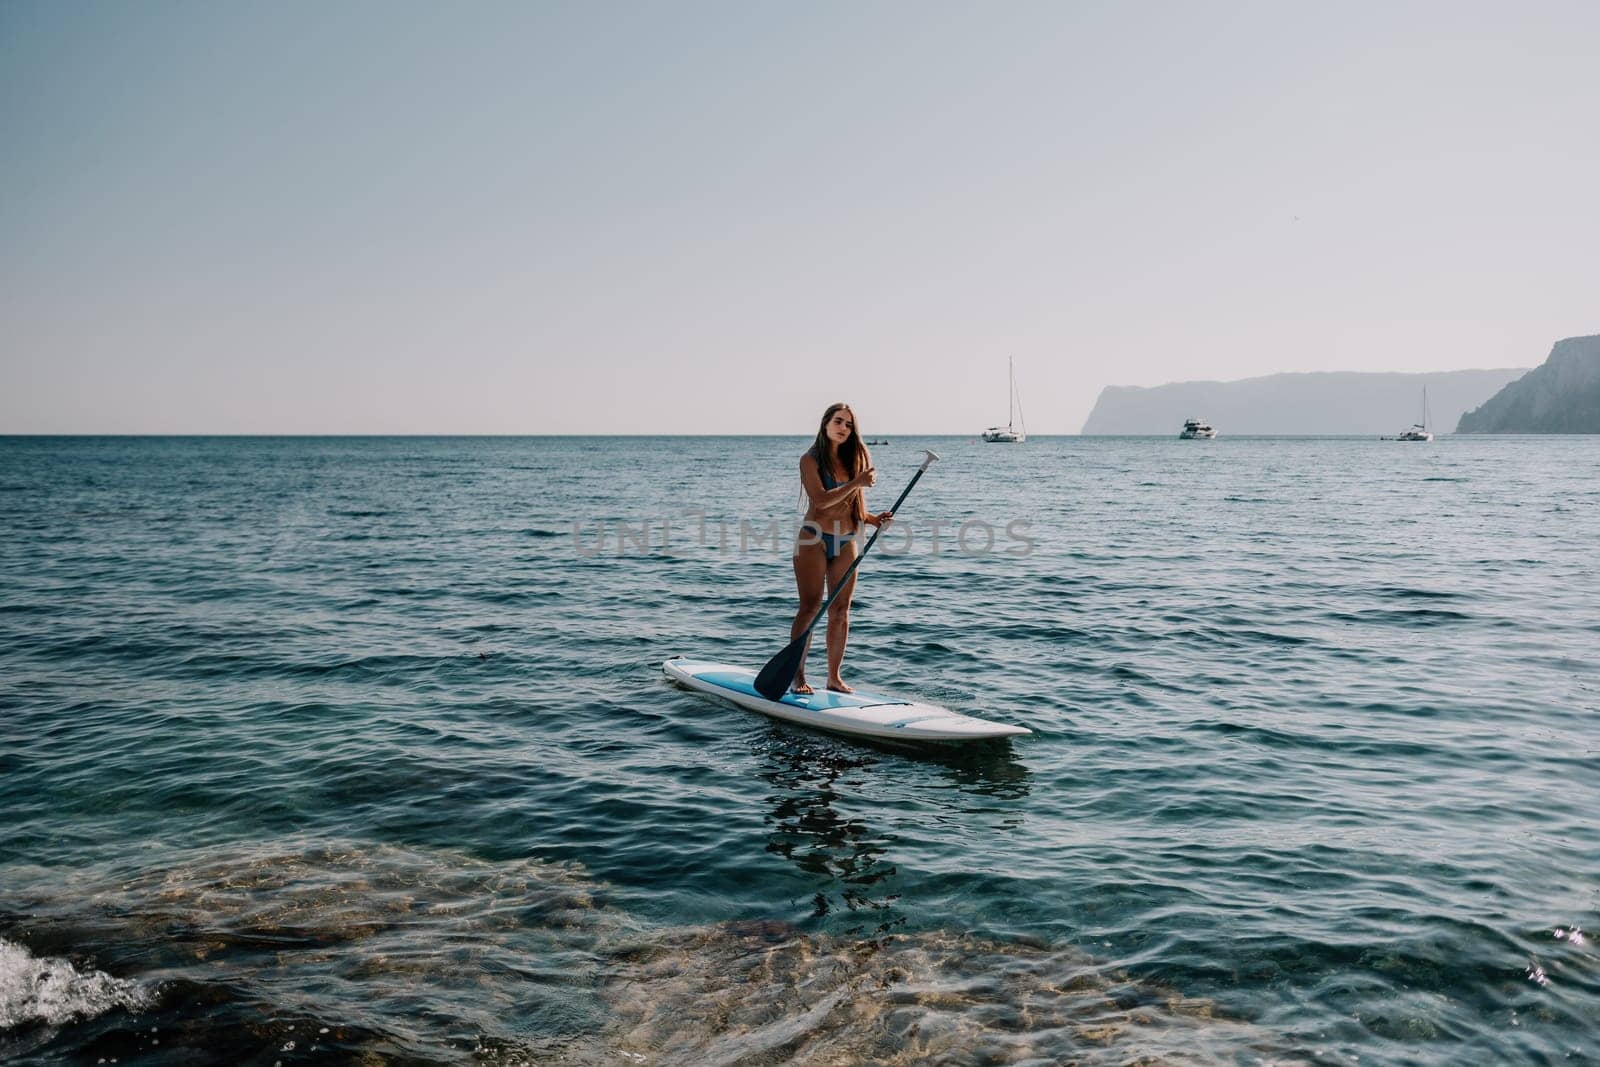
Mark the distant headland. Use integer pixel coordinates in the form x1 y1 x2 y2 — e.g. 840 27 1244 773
1080 368 1528 435
1456 335 1600 433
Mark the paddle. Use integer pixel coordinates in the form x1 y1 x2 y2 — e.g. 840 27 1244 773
753 449 941 701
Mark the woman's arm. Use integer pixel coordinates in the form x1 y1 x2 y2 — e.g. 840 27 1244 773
800 454 872 511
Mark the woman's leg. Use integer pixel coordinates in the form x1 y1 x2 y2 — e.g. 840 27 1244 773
790 536 827 693
824 542 858 692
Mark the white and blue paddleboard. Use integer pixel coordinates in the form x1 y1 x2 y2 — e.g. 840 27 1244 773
662 658 1030 743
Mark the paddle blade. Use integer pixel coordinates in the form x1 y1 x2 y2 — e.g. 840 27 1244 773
753 636 807 701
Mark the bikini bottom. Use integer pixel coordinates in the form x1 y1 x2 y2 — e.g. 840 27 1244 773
799 522 853 562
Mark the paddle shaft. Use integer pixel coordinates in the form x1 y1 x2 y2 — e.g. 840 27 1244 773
795 460 928 641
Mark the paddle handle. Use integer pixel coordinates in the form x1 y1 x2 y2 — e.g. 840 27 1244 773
799 449 939 638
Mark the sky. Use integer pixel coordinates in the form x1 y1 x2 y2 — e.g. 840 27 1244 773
3 0 1597 434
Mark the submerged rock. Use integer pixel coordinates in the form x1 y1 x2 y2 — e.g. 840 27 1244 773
601 923 1281 1065
3 838 1290 1065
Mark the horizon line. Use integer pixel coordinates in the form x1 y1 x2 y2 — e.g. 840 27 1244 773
0 431 1524 440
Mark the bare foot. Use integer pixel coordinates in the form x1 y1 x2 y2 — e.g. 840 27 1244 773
826 679 854 693
791 680 814 695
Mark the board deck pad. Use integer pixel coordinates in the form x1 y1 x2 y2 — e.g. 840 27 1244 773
695 670 907 710
663 659 1030 742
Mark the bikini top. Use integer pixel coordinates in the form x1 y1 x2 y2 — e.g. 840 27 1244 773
806 446 845 491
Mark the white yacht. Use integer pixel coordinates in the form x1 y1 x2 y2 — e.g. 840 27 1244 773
1387 387 1433 442
982 357 1027 443
1179 418 1216 439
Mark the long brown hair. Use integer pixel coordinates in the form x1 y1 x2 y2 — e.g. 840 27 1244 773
810 402 872 523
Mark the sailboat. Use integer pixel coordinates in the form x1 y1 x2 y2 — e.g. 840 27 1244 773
1386 386 1433 442
982 358 1027 443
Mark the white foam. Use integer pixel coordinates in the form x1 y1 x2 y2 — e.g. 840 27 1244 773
0 939 151 1030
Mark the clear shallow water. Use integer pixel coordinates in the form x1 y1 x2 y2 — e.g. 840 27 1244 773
1 434 1597 1065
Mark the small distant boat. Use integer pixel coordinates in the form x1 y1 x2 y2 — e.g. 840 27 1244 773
866 439 889 446
1383 387 1433 442
1179 418 1216 439
982 357 1027 443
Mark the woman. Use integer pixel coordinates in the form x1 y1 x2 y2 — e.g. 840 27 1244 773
790 402 894 694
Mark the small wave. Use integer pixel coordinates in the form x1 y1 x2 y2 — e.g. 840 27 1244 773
979 622 1094 643
1327 607 1474 627
523 528 564 538
0 938 151 1030
1372 586 1463 601
1223 628 1311 647
1188 720 1318 750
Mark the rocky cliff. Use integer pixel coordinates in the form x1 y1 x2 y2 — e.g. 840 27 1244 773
1455 335 1600 433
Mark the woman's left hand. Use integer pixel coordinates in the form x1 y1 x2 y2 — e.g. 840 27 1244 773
874 511 894 528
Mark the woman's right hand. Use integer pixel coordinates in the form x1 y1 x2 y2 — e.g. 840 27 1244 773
853 466 877 488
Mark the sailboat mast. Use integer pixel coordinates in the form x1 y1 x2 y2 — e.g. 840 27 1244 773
1008 356 1015 431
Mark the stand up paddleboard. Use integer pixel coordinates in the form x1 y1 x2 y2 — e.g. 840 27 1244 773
663 658 1030 743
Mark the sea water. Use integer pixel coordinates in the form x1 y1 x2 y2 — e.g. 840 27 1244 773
1 435 1596 1064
